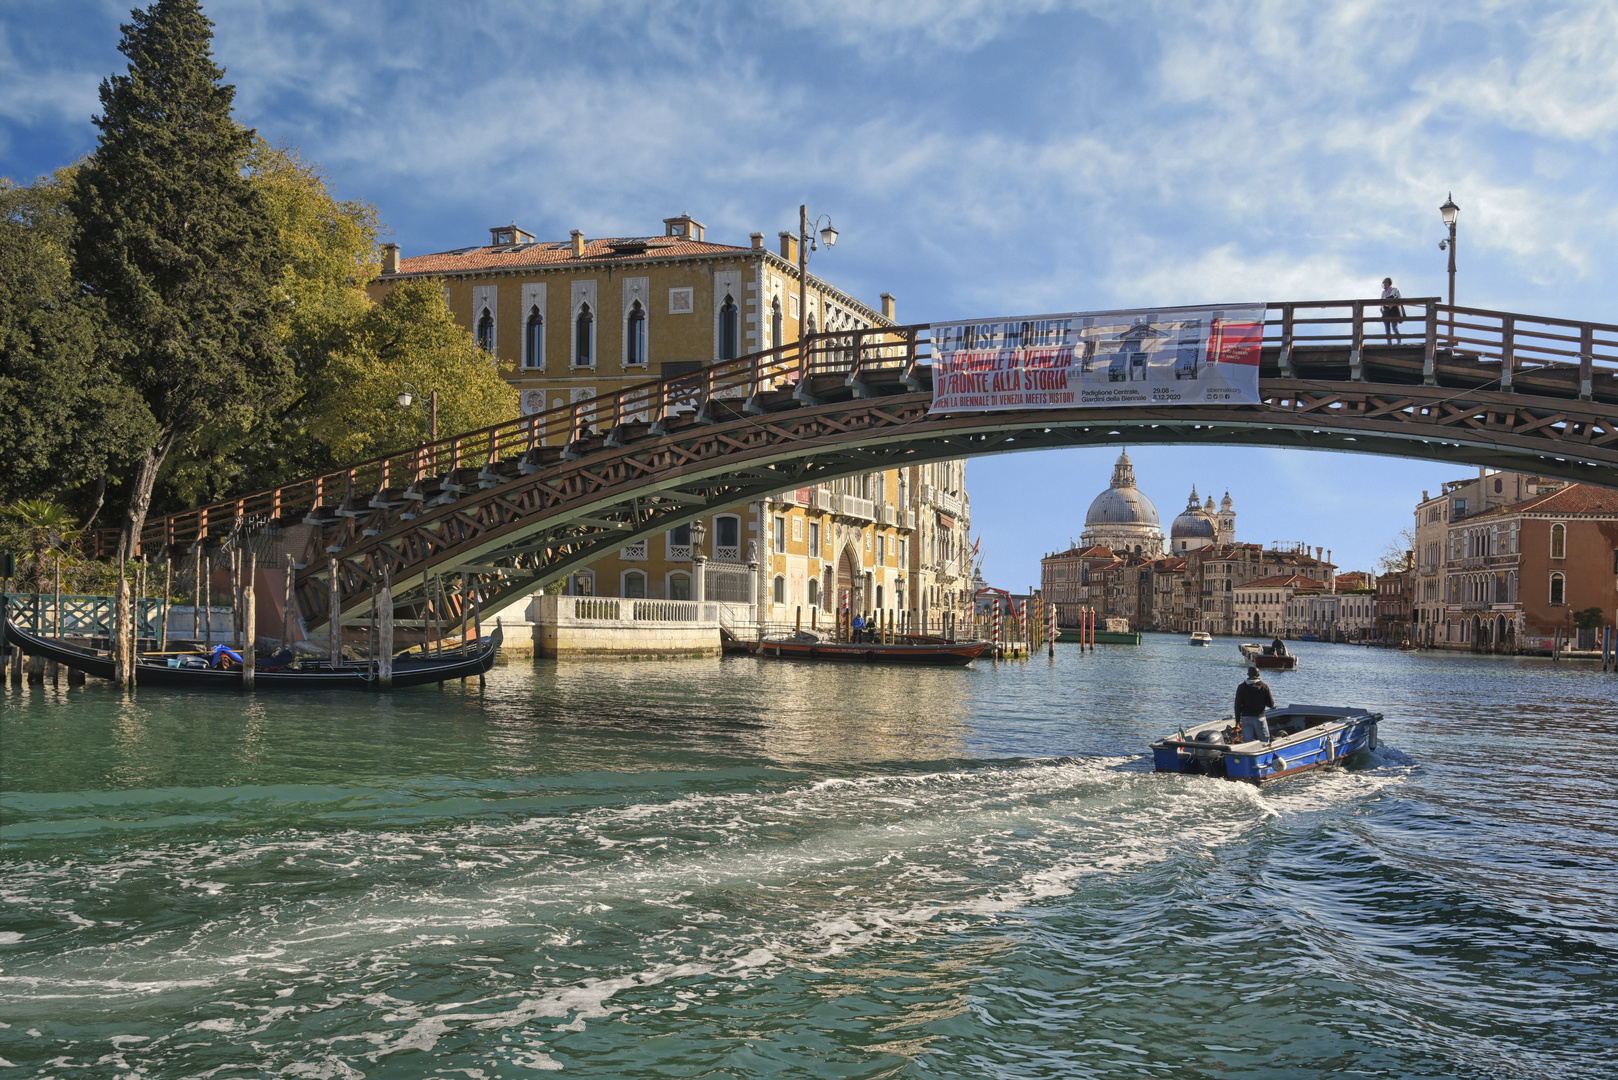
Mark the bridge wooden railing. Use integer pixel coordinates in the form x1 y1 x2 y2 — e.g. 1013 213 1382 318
95 298 1618 558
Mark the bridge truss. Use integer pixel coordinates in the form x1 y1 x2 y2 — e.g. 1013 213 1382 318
111 297 1618 637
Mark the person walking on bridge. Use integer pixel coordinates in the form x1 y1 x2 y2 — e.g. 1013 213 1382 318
1235 666 1276 744
1381 278 1404 344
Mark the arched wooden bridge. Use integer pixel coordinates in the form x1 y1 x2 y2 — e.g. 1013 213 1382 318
114 296 1618 637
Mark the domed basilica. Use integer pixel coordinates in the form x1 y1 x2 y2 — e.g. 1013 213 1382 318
1080 451 1235 557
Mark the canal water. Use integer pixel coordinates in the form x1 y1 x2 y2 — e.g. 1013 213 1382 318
2 635 1616 1078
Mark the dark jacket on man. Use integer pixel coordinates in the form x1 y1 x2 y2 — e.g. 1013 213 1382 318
1235 677 1275 718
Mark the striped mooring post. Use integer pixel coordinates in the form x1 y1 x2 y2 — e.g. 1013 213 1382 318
1047 598 1056 657
992 599 1001 659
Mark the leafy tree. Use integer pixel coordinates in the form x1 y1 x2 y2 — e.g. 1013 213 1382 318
301 278 518 462
70 0 291 560
1573 606 1605 631
1376 526 1415 575
0 499 82 590
0 169 147 512
160 138 384 502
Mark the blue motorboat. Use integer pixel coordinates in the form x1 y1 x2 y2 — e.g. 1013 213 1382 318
1150 704 1381 783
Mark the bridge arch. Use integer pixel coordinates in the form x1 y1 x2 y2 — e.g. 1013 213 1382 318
109 296 1618 635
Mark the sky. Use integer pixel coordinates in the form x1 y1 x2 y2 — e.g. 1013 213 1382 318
4 0 1616 585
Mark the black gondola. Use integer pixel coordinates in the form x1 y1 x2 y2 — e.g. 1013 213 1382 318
2 617 502 690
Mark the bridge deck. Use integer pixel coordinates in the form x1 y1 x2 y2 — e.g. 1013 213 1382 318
100 297 1618 637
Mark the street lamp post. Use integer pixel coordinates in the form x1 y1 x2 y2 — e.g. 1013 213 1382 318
795 204 839 372
1438 193 1459 346
396 386 438 442
690 520 707 605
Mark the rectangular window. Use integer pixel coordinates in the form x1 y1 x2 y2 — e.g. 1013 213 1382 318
876 534 886 563
774 516 787 553
808 522 820 552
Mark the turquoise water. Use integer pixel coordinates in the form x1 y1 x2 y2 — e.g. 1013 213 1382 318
2 635 1616 1078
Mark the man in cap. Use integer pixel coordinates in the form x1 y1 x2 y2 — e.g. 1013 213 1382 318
1234 666 1276 744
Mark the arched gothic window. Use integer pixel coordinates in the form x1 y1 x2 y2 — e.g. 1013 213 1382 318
1550 522 1566 559
1549 572 1565 606
719 294 738 359
525 306 543 369
771 298 783 348
575 303 593 367
476 308 495 353
807 578 820 608
773 575 785 605
626 301 646 366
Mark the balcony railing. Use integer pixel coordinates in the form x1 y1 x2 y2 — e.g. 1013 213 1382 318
837 495 875 522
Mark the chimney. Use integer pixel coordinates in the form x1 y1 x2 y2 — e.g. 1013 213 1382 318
779 231 798 263
381 243 400 275
570 230 585 258
750 232 764 250
880 293 896 321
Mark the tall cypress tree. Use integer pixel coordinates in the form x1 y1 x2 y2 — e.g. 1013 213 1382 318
71 0 289 560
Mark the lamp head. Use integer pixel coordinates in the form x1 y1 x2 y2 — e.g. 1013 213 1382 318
820 222 838 247
397 390 413 408
1440 193 1459 227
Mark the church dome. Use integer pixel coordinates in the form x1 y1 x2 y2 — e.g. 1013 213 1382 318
1084 452 1159 528
1171 487 1217 539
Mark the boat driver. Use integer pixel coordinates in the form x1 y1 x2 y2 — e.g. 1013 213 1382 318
1271 635 1287 657
1235 666 1275 743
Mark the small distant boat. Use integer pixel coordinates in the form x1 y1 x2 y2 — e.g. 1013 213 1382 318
756 630 989 666
1238 642 1297 670
1188 631 1213 646
3 616 502 690
1150 704 1381 783
1298 633 1320 642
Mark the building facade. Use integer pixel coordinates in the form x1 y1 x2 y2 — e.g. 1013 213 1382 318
1412 469 1559 646
1438 483 1618 652
370 214 973 628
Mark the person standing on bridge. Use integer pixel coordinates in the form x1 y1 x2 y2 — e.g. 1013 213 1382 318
1381 278 1404 344
1235 666 1275 744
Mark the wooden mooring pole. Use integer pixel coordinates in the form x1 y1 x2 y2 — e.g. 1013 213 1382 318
242 550 256 691
378 562 394 691
113 566 129 689
329 556 343 669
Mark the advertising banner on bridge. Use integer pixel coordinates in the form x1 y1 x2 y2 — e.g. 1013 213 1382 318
928 305 1265 413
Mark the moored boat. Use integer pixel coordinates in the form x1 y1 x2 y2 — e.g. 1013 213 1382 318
756 630 989 666
1056 616 1141 645
1237 642 1298 670
1150 704 1380 783
1188 631 1213 646
3 616 502 690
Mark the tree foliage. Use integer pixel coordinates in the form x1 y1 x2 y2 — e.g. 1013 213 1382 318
70 0 291 558
303 278 518 462
0 169 147 510
1376 526 1415 575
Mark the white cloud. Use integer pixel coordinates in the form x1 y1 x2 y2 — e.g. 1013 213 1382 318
1419 5 1618 141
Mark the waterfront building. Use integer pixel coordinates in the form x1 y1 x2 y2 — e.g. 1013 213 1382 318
1438 482 1618 652
1233 574 1326 636
369 214 975 631
1285 587 1377 641
1412 469 1560 646
1376 560 1415 643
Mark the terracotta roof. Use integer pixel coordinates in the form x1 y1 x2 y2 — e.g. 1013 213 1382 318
1494 483 1618 518
394 235 751 276
1236 574 1326 590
